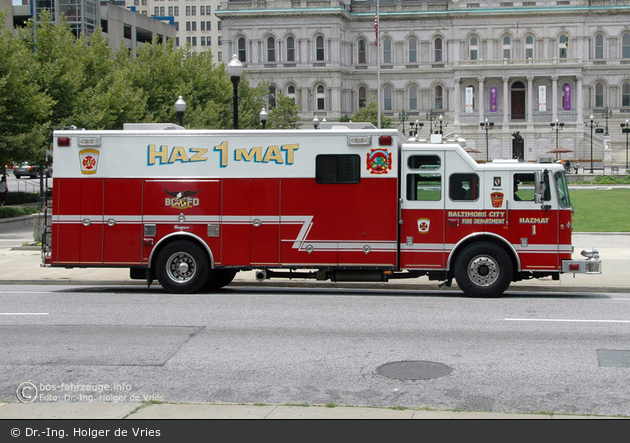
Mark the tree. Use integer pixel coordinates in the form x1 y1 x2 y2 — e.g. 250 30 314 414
0 10 53 172
267 94 302 129
351 100 393 128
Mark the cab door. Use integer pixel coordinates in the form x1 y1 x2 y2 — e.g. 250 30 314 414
399 152 445 269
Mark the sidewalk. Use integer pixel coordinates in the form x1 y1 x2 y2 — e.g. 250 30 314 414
0 401 625 419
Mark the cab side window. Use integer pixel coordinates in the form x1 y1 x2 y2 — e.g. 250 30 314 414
514 173 551 201
407 155 441 201
449 173 479 201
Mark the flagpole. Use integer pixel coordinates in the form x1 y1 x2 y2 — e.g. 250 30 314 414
376 0 381 128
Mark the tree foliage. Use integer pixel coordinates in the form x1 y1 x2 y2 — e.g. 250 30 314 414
0 12 300 167
351 100 393 129
267 94 302 129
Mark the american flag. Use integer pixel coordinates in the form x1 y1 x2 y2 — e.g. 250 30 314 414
374 14 379 46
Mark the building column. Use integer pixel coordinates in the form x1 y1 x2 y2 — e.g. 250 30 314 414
527 76 534 124
576 75 584 123
503 76 509 123
454 77 461 125
552 75 558 122
478 76 485 122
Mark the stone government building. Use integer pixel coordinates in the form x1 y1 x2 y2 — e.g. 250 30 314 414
216 0 630 165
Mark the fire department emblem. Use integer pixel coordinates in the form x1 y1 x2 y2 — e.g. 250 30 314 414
367 149 392 174
165 189 201 209
79 149 99 175
491 192 504 208
494 177 501 187
417 218 430 234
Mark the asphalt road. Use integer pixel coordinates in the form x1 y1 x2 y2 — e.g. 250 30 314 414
1 284 629 416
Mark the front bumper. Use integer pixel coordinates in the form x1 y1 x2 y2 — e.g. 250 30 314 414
562 248 602 274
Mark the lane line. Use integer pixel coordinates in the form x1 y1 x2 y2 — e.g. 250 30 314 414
505 318 630 323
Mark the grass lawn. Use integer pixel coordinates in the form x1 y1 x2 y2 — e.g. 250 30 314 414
570 188 630 232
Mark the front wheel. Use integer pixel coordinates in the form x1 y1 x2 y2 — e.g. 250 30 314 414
155 240 210 294
453 242 513 298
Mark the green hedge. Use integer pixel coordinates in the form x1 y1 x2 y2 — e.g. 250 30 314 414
0 206 41 219
6 192 42 205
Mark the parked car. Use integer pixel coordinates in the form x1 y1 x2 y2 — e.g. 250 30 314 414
13 162 52 179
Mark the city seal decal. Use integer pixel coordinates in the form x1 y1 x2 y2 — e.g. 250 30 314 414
165 189 201 209
367 148 392 174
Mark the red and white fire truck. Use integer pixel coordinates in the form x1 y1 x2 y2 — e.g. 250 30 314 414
43 124 601 297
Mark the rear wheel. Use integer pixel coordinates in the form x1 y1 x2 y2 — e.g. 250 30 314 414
155 240 210 294
454 242 513 298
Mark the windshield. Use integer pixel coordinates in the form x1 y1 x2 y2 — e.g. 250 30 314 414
555 171 571 208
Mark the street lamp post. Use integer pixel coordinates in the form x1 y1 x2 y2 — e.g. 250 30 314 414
426 109 438 133
259 108 268 129
585 114 599 173
434 114 447 135
226 54 244 129
601 106 613 136
621 119 630 169
550 119 565 161
398 109 408 135
174 96 186 126
480 118 494 162
409 119 424 137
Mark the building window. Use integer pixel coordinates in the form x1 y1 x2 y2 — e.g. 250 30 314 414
409 38 417 63
623 33 630 59
435 85 443 110
267 37 275 62
358 39 367 64
200 6 204 15
622 82 630 107
409 85 418 110
316 36 325 61
168 6 173 15
434 37 443 62
191 6 196 15
173 6 178 16
469 37 478 60
383 38 392 64
316 85 325 110
206 6 211 14
383 85 392 111
207 37 211 46
287 36 295 62
175 22 179 31
191 36 196 46
191 21 196 31
154 7 159 16
559 34 568 58
595 34 604 59
206 22 211 31
358 86 367 108
237 37 246 62
201 21 205 31
201 36 205 46
595 82 605 108
287 85 296 102
185 21 190 31
185 6 190 15
503 36 511 59
526 35 534 59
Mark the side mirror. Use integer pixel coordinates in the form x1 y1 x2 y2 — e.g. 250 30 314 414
534 170 550 210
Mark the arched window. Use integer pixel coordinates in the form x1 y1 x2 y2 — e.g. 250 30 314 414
384 85 392 111
267 37 275 62
469 37 478 60
525 35 534 59
316 84 325 110
435 85 443 110
559 34 568 58
434 38 443 62
237 37 246 62
287 85 296 102
622 82 630 107
409 38 418 63
358 39 367 64
316 36 325 61
286 36 295 62
503 36 511 59
595 82 605 108
623 33 630 59
358 86 367 108
595 34 604 59
383 38 392 64
409 85 418 110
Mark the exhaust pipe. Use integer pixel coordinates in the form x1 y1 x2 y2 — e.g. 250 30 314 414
255 270 267 282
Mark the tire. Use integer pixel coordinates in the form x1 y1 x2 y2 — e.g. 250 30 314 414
205 269 238 291
155 240 210 294
453 242 513 298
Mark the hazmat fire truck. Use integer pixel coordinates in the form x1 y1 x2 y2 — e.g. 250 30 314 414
43 124 601 297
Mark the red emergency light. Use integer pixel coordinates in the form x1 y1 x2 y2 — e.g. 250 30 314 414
379 135 392 146
57 136 71 147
